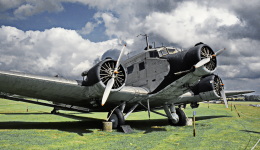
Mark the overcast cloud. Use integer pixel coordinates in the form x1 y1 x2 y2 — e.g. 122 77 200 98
0 0 259 94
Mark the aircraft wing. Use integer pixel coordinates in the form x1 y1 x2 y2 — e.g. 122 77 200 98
148 72 254 106
148 73 200 105
0 70 90 105
224 90 255 97
0 70 148 111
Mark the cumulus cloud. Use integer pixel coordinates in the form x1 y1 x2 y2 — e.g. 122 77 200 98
0 26 120 78
0 0 64 19
15 1 64 19
78 22 98 35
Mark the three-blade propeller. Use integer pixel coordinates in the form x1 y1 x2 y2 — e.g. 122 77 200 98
174 48 225 75
101 44 126 106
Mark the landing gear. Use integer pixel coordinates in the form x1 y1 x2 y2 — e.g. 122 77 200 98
170 108 187 126
51 107 59 114
107 108 125 129
164 104 187 126
106 102 188 130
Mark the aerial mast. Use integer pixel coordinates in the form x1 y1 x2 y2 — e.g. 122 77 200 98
137 34 149 50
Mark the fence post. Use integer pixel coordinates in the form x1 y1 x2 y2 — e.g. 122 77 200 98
193 111 196 137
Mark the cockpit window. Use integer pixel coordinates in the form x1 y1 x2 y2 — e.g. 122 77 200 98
149 51 159 58
168 48 176 53
160 49 168 56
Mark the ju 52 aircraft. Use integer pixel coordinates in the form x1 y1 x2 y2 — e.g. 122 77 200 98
0 37 254 129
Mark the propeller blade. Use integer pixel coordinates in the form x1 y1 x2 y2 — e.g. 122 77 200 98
174 69 192 75
101 44 126 106
220 90 228 108
175 57 211 75
115 44 126 71
215 48 226 56
101 77 115 106
195 58 210 68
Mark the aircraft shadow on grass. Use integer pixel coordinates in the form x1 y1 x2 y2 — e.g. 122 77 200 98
0 113 103 136
0 113 231 135
126 115 231 134
0 113 50 115
195 115 231 121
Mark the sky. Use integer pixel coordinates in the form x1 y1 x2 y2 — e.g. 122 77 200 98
0 0 259 94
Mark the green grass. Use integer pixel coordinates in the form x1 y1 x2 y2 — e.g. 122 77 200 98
0 99 259 150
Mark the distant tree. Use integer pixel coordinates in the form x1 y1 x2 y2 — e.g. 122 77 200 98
0 92 12 96
244 95 260 101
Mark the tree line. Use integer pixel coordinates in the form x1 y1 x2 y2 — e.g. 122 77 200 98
228 95 260 101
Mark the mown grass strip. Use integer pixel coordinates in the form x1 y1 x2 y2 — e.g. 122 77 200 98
0 98 259 150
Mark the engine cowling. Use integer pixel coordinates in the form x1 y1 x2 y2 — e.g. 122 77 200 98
184 43 217 76
192 75 224 100
82 59 126 90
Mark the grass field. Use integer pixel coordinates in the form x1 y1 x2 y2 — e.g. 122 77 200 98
0 99 259 150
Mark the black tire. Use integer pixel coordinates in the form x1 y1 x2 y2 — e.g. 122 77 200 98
108 114 119 129
168 108 187 126
176 108 187 126
107 108 125 129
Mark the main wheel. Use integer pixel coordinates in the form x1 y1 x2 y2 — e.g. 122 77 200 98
168 108 187 126
109 114 119 129
107 108 125 129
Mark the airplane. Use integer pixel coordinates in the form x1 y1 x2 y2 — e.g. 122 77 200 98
0 37 254 129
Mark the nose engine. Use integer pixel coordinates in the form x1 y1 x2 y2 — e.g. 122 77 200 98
99 60 126 89
82 59 126 90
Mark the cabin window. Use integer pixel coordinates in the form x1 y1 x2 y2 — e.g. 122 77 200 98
139 62 145 71
127 65 134 74
149 51 159 58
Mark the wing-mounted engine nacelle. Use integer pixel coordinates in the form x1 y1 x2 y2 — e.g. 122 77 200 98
81 58 126 91
192 75 224 100
184 43 217 76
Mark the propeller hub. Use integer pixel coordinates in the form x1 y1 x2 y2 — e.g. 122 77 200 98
100 60 126 89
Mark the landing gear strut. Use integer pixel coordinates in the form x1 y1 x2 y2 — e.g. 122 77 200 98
107 102 188 129
164 104 187 126
51 107 59 114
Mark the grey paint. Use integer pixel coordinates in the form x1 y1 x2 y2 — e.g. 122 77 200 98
122 50 169 92
0 44 253 113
